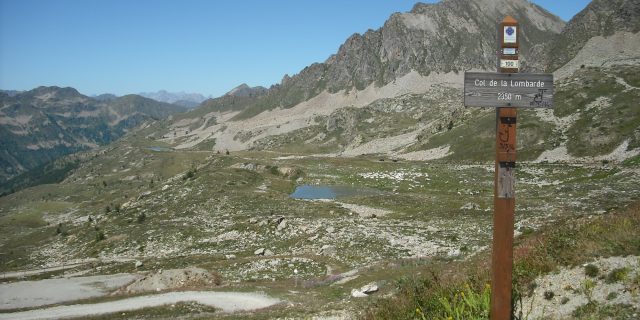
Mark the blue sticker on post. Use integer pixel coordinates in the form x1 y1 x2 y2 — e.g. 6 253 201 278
504 26 516 43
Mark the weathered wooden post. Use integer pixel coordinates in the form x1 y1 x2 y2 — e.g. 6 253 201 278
463 16 554 319
491 16 519 320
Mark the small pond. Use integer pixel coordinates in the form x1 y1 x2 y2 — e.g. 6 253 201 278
290 185 381 200
148 146 172 152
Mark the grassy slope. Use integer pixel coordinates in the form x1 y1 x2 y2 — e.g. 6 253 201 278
361 201 640 320
418 65 640 160
558 65 640 156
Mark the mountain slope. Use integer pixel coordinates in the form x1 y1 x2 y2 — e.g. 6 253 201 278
546 0 640 72
229 0 563 120
250 0 640 162
0 87 184 183
159 0 564 152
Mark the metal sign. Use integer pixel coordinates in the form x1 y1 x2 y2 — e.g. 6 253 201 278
463 72 553 108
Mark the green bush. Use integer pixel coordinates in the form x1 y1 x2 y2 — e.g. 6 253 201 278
96 230 106 242
268 166 280 175
606 268 629 284
543 290 555 300
434 283 491 320
584 264 599 278
183 168 196 180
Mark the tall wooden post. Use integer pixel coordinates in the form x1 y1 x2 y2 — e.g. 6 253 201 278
491 16 519 320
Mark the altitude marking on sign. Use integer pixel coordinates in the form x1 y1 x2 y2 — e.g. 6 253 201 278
463 15 554 320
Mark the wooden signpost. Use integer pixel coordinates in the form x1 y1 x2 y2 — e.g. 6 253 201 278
463 16 554 320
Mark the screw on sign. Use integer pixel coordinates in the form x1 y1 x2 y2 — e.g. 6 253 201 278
462 16 554 320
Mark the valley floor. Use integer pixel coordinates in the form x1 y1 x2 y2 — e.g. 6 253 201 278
0 137 639 319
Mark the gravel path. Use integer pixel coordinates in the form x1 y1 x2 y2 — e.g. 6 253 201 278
0 273 140 310
0 291 281 320
1 263 87 279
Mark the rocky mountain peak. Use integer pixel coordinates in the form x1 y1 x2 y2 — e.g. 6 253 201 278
409 2 436 14
225 83 267 97
315 0 564 94
28 86 84 102
179 0 566 121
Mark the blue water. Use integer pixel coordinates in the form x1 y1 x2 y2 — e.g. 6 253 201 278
290 185 380 200
148 146 172 152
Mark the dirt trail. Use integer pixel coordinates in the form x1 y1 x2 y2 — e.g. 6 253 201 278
0 273 140 310
1 263 87 279
0 291 281 320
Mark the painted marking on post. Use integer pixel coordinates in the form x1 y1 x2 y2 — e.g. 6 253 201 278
464 72 553 108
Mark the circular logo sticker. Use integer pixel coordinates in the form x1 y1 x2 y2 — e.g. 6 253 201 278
506 27 515 36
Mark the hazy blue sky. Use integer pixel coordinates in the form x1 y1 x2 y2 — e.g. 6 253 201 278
0 0 590 97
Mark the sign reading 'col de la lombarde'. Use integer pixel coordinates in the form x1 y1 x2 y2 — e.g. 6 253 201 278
463 72 554 108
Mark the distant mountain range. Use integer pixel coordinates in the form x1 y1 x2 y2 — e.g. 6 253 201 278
137 86 268 109
137 90 208 109
0 87 185 183
0 90 22 97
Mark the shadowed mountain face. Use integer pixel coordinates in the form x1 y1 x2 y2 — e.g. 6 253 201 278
0 87 185 183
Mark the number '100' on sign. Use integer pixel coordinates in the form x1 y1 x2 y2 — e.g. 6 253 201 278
500 59 519 69
463 72 554 108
